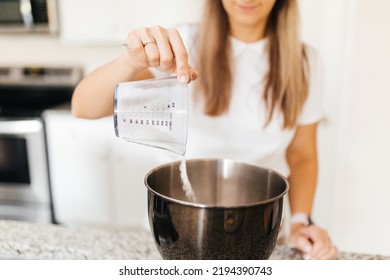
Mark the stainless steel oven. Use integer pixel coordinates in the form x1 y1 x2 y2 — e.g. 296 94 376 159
0 66 82 223
0 118 50 222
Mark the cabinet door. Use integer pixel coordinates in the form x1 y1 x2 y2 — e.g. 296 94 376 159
59 0 205 44
44 111 114 226
109 135 178 228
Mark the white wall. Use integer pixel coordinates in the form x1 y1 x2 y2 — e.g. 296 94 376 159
298 0 358 252
335 0 390 255
300 0 390 255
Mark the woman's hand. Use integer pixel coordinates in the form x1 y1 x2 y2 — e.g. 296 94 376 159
124 26 198 83
288 223 338 260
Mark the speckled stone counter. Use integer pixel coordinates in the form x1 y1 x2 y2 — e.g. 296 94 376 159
0 220 388 260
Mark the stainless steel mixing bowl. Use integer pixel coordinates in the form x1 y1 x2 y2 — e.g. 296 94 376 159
145 159 289 260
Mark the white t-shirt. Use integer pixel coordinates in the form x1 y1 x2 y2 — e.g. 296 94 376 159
152 24 324 177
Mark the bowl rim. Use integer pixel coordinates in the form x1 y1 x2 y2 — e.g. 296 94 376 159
144 158 289 209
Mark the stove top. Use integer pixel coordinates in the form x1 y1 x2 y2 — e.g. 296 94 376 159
0 66 83 117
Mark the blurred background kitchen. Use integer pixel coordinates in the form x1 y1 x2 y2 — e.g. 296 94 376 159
0 0 389 257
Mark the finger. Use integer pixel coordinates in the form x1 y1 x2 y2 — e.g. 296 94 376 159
150 26 175 71
138 28 160 67
188 66 199 81
322 246 338 260
301 226 330 259
144 41 160 67
125 29 149 69
290 235 313 255
305 244 329 260
315 245 338 260
167 28 190 83
315 240 338 260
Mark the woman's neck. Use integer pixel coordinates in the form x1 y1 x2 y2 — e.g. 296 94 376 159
229 20 267 43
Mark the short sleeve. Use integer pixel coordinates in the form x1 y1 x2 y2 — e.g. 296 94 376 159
297 46 325 125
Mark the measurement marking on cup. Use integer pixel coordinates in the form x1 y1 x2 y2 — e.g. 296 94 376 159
123 111 178 130
124 119 173 129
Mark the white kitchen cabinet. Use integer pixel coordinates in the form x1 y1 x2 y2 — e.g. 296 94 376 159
44 109 114 226
108 136 179 228
58 0 205 44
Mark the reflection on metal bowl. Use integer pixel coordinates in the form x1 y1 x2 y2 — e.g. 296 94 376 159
145 159 289 260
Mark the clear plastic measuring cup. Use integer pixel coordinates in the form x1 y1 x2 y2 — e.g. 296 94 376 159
114 76 187 155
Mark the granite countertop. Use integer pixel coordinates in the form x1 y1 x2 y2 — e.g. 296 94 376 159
0 220 388 260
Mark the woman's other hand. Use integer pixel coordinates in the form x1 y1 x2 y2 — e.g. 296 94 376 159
288 223 338 260
124 26 198 83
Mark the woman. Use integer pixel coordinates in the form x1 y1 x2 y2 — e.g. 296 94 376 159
72 0 337 260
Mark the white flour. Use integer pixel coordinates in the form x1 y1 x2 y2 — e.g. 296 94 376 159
179 156 196 201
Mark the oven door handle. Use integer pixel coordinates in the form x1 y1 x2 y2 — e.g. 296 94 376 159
0 119 43 135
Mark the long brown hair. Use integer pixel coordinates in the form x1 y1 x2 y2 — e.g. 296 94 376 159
196 0 308 128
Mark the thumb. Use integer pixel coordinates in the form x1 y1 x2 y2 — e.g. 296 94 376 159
188 66 198 81
177 65 198 84
290 234 313 255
